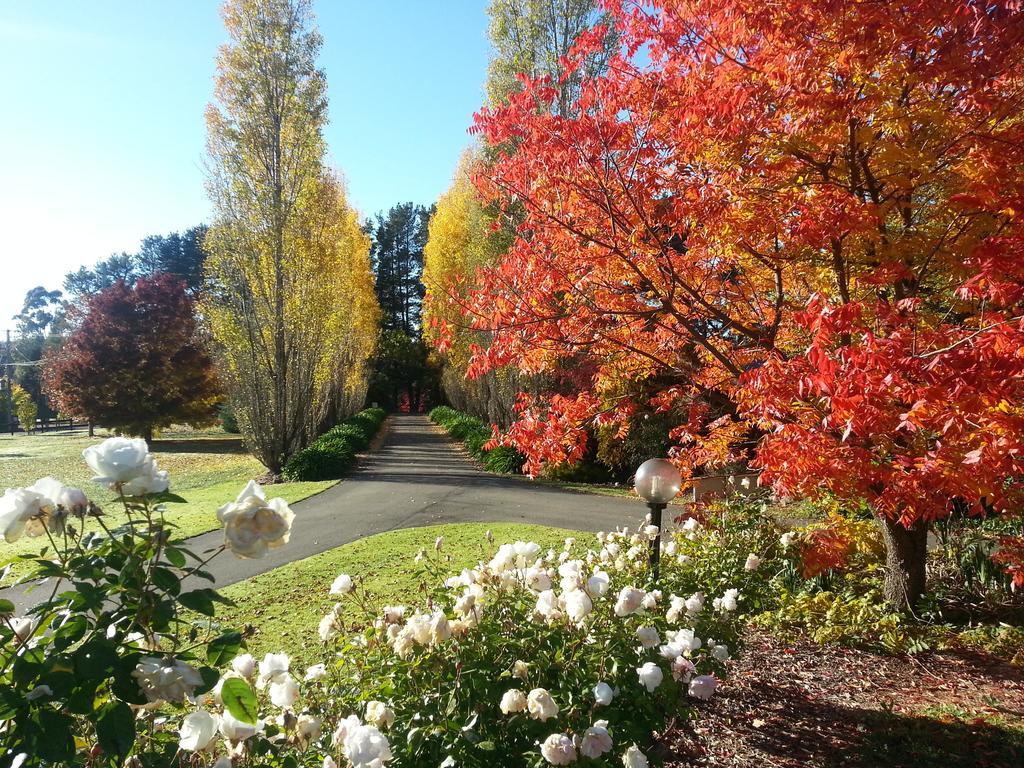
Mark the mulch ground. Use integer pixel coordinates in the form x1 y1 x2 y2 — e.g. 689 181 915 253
660 631 1024 768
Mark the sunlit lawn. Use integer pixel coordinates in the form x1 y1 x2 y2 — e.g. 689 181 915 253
209 522 583 668
0 430 334 576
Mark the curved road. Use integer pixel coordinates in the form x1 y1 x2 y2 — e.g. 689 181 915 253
7 415 649 608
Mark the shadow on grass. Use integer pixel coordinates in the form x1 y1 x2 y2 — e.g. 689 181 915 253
670 673 1023 768
149 438 247 454
847 706 1024 767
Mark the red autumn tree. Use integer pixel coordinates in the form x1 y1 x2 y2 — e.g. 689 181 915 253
447 0 1024 606
45 274 221 440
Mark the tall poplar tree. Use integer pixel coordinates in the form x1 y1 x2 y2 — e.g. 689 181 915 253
204 0 378 473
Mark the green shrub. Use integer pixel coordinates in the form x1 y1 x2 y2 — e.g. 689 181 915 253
283 443 356 481
542 459 614 484
218 402 239 433
483 445 525 474
325 423 371 451
283 406 387 481
428 405 458 425
445 414 487 441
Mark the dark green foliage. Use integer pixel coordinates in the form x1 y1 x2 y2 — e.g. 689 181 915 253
445 414 488 442
283 443 355 482
325 423 371 451
484 446 526 474
430 405 524 474
596 411 679 480
219 403 239 433
429 406 458 425
282 407 388 481
367 203 432 335
542 460 613 484
367 329 441 412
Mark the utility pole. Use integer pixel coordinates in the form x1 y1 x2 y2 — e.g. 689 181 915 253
3 330 13 436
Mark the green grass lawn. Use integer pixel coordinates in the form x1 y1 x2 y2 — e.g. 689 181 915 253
0 431 335 575
210 522 583 667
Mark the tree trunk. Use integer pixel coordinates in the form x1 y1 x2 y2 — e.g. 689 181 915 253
877 516 929 611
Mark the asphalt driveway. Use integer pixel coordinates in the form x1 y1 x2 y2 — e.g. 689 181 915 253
6 414 649 609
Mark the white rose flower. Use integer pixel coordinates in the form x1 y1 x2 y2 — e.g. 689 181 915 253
428 611 451 645
715 588 740 613
557 559 585 591
636 662 664 692
8 617 37 644
269 673 299 709
527 688 559 721
0 488 47 542
614 586 645 617
296 713 322 743
231 653 256 679
593 681 614 706
586 569 610 598
120 455 169 496
220 709 262 741
132 657 203 703
688 674 718 700
663 539 678 556
534 590 562 622
636 625 660 649
564 589 593 623
452 593 475 618
540 733 577 765
391 627 415 658
323 758 338 768
179 710 219 752
622 744 650 768
744 553 761 571
344 724 393 767
672 656 696 682
684 592 705 616
512 660 529 680
333 714 362 746
82 437 151 487
525 566 553 592
405 613 432 645
712 643 730 662
580 722 613 758
660 628 702 659
330 574 354 595
642 590 661 610
780 531 796 549
666 594 685 623
304 663 327 682
514 540 542 562
499 688 528 714
365 700 395 729
319 613 341 643
29 475 87 520
257 652 290 687
216 481 294 559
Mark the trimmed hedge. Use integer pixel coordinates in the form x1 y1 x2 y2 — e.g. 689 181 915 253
429 405 525 474
283 407 388 481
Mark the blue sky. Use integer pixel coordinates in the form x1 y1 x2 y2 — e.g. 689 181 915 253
0 1 491 326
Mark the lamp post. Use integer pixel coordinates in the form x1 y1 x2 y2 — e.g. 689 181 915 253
634 458 682 581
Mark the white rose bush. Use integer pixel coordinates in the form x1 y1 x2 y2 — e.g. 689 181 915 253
0 436 783 766
0 437 299 765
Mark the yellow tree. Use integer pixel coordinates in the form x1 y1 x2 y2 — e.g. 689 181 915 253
423 149 524 425
204 0 378 472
